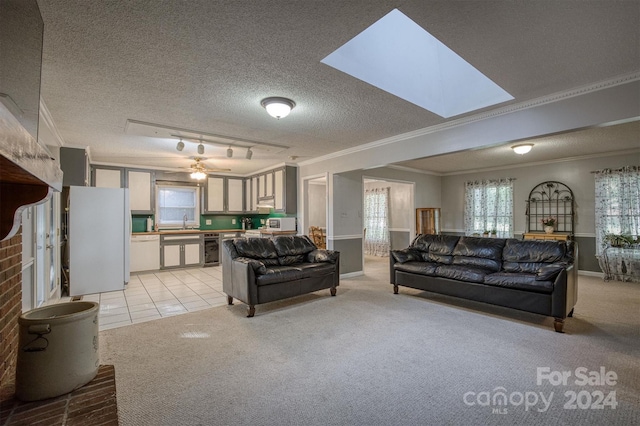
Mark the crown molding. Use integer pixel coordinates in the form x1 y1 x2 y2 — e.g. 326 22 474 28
440 148 640 176
39 98 65 147
299 72 640 167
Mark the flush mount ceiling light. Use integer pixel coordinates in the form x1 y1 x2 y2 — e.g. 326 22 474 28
227 147 233 158
261 97 296 119
246 147 253 160
176 138 184 151
512 144 534 155
197 143 205 155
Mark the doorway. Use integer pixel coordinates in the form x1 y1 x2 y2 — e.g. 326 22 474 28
362 178 415 273
302 174 329 246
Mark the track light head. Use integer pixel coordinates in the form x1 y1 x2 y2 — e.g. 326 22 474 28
197 143 204 155
227 147 233 158
246 148 253 160
176 140 184 151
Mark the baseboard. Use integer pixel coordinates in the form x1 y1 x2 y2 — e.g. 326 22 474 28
340 271 364 279
578 270 604 278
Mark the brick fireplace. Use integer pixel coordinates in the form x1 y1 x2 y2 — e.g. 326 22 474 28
0 231 22 398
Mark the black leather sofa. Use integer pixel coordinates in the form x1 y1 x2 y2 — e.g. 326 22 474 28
390 235 578 332
222 235 340 317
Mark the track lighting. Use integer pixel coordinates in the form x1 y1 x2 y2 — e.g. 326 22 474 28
227 147 233 158
197 143 204 155
176 139 184 151
246 148 253 160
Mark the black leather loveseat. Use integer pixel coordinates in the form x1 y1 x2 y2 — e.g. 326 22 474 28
390 235 578 332
222 235 340 317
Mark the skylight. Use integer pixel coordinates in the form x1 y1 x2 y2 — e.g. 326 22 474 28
321 9 513 118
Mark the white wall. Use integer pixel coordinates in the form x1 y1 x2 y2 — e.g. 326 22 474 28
364 180 413 230
308 182 326 228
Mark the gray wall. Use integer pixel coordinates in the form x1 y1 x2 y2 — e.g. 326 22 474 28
440 153 640 272
308 182 326 228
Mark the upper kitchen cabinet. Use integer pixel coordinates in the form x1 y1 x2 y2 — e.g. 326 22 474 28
273 166 297 214
60 147 89 186
227 177 244 213
205 176 225 213
127 169 154 213
92 166 123 188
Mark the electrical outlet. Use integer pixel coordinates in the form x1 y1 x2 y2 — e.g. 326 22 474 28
260 219 265 224
232 218 236 224
205 219 212 225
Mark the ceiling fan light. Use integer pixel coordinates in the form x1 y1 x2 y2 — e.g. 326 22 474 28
176 140 184 151
261 97 295 119
227 147 233 158
246 148 253 159
512 143 533 155
190 170 206 180
197 143 204 155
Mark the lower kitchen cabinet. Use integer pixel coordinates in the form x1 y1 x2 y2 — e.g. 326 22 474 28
160 234 203 269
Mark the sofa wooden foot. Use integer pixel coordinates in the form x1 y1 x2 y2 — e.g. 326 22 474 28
247 305 255 317
393 284 398 294
554 318 565 333
227 295 233 305
330 286 337 296
568 308 574 317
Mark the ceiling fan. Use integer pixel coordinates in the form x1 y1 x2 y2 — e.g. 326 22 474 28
186 157 230 180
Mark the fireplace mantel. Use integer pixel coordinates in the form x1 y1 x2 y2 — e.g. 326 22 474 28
0 102 63 241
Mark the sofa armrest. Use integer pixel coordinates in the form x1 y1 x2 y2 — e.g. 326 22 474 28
306 249 339 264
224 258 258 306
235 257 267 275
536 263 566 281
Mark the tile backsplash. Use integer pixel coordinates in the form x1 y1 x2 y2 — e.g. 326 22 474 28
132 212 295 232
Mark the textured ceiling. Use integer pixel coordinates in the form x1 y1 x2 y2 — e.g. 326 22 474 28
36 1 640 175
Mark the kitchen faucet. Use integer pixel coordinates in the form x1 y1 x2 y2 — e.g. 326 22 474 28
182 213 187 229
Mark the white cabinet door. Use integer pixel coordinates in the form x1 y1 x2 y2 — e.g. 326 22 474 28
258 175 265 198
207 177 224 212
184 243 201 265
128 171 152 212
245 179 251 212
274 169 284 211
95 168 122 188
228 178 244 212
163 245 181 268
251 177 258 211
265 172 273 197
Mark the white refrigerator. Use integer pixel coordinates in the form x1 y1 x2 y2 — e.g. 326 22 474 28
68 186 130 296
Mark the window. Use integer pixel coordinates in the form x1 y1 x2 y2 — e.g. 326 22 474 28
594 166 640 256
464 179 514 238
156 185 200 228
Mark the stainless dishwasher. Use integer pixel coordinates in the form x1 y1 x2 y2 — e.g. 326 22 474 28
203 233 220 266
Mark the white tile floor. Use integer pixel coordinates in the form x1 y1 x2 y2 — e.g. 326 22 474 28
79 265 227 331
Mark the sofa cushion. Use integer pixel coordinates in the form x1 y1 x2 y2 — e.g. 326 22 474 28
256 266 306 286
452 237 505 271
503 261 549 274
273 235 316 256
411 234 435 252
453 256 502 272
234 238 280 265
484 272 554 294
306 249 339 264
394 261 439 276
391 248 422 264
428 235 460 255
503 239 566 263
436 265 491 283
296 262 336 277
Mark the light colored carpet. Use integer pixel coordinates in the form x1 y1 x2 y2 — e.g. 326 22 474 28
100 258 640 425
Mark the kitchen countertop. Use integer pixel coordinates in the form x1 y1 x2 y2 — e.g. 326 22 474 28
132 229 298 236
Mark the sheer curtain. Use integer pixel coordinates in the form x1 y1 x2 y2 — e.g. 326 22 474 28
364 187 390 257
594 166 640 255
463 179 514 238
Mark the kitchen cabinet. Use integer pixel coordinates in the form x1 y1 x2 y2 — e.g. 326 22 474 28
205 177 224 213
203 176 245 213
160 234 203 269
245 179 251 213
251 176 258 212
93 167 123 188
273 166 297 214
60 147 89 186
274 169 284 211
227 178 244 212
127 170 154 213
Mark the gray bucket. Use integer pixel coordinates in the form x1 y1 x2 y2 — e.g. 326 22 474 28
15 301 100 401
